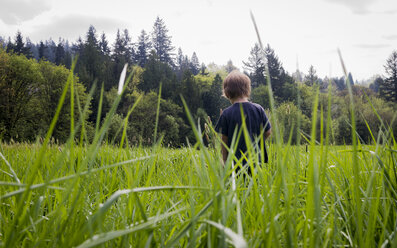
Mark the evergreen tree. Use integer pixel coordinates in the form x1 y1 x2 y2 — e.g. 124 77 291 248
151 16 174 65
112 29 132 78
8 31 31 57
304 65 318 86
135 29 151 67
180 70 200 114
80 25 101 87
122 29 134 64
202 74 228 121
175 48 189 79
243 43 266 87
141 50 178 100
332 76 346 91
200 63 208 75
6 38 14 53
38 41 46 60
72 37 84 56
369 77 383 93
55 39 65 65
347 72 354 85
190 52 200 75
264 44 286 97
99 32 111 56
380 50 397 102
25 38 37 59
45 39 57 62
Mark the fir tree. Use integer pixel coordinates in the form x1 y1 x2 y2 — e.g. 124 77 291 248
112 29 129 81
380 50 397 102
55 39 65 65
200 63 208 75
151 16 174 65
122 29 134 64
25 38 37 59
135 29 151 67
8 31 31 57
243 43 266 87
304 65 318 86
99 32 111 56
190 52 200 75
264 44 285 96
38 41 46 60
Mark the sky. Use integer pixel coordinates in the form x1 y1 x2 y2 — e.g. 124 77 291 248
0 0 396 81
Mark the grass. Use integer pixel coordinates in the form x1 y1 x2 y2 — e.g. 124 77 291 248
1 15 397 248
1 142 396 247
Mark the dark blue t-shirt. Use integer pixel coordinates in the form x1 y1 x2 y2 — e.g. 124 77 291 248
215 102 271 163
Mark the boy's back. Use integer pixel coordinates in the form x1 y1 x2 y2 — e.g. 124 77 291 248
215 101 271 163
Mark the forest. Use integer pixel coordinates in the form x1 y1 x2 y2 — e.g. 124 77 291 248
1 16 397 146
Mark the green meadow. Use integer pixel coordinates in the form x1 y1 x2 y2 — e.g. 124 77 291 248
1 69 397 246
1 139 396 247
1 18 397 248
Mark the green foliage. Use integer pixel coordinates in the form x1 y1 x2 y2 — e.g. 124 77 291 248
275 102 310 143
140 52 177 100
126 91 188 146
0 49 42 140
0 49 90 142
251 84 271 109
202 74 229 122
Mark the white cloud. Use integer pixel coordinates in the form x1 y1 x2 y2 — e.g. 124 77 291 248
29 14 128 42
0 0 51 25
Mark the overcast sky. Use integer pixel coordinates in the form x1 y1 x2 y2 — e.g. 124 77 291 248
0 0 396 81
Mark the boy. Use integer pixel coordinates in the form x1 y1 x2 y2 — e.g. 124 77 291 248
215 70 271 174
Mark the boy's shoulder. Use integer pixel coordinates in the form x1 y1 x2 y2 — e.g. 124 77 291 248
222 102 264 116
248 102 265 110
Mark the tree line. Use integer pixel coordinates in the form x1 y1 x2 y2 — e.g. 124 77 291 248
1 16 397 145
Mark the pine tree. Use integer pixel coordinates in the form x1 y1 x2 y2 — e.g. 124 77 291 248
112 29 129 82
264 44 285 96
9 31 31 57
45 39 57 62
55 39 65 65
190 52 200 75
380 50 397 102
243 43 266 87
6 37 14 53
304 65 318 86
181 70 200 113
99 32 111 56
82 25 101 85
151 16 174 65
25 38 37 59
122 29 135 64
38 41 46 60
175 48 190 79
202 74 227 121
14 31 25 54
200 63 208 75
135 29 151 67
63 40 72 69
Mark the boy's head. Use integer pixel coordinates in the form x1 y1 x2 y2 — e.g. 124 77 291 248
222 70 251 100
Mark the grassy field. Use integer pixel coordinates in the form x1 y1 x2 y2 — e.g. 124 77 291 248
1 139 396 247
1 31 397 247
